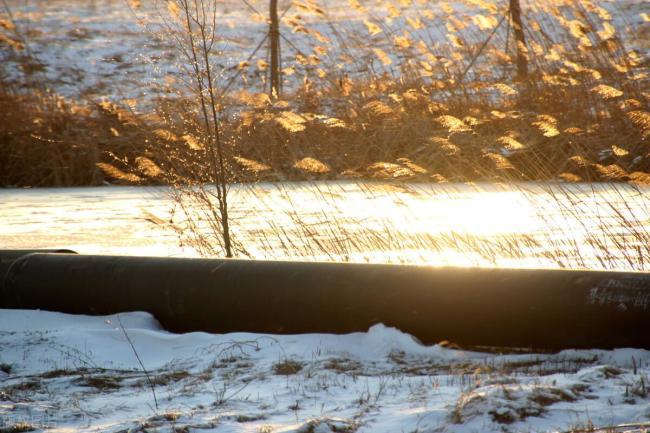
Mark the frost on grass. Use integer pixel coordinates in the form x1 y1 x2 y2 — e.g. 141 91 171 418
1 310 650 432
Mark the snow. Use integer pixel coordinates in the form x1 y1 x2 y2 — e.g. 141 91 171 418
2 0 650 428
1 309 650 432
2 183 650 430
2 182 650 269
2 0 647 107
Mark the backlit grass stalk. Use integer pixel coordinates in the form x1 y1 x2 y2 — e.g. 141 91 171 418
151 0 234 256
166 181 650 271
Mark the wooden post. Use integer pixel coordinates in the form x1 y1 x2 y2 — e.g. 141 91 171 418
269 0 281 97
509 0 528 80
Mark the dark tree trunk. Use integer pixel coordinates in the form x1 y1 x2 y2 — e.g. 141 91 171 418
509 0 528 80
269 0 281 97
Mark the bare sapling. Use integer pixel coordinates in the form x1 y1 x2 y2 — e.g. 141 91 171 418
144 0 234 257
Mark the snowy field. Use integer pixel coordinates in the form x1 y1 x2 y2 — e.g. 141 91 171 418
3 0 647 106
2 310 650 432
3 182 650 269
1 0 650 427
2 183 650 431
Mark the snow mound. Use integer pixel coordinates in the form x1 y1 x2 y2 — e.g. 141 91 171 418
1 309 650 432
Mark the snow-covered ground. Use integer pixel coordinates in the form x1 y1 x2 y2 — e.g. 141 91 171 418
2 0 650 428
2 182 650 269
3 0 647 106
1 309 650 433
3 183 650 431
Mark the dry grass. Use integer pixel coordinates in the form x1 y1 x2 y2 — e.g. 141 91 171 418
272 359 304 375
0 423 35 433
142 0 650 186
166 181 650 270
1 0 648 186
0 90 101 186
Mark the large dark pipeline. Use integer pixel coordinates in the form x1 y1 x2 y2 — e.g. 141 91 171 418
0 250 77 305
0 249 76 280
2 251 650 350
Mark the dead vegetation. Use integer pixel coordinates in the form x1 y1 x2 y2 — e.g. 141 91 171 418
76 374 123 390
0 330 646 432
451 381 591 425
273 359 304 375
0 423 35 433
0 0 648 187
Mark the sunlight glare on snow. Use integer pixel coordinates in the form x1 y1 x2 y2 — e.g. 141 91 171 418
2 182 650 269
383 190 540 236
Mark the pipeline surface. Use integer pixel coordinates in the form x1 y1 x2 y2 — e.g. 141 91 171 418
1 250 76 280
2 251 650 349
0 250 77 304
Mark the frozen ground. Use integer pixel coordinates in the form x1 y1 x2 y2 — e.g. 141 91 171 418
2 0 650 429
3 183 650 431
2 0 647 106
2 182 650 269
1 310 650 433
